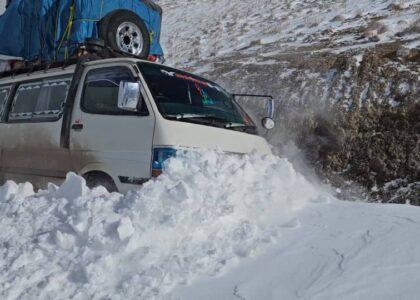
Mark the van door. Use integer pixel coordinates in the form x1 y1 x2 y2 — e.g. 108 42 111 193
1 76 73 187
69 63 155 190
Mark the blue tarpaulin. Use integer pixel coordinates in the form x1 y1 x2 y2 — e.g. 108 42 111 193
0 0 164 62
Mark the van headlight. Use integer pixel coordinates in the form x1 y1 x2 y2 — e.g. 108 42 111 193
152 148 177 177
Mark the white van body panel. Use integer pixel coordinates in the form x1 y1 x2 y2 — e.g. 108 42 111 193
153 117 272 155
0 66 75 85
0 121 71 185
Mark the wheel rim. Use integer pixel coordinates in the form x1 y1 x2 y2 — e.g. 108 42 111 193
116 22 144 55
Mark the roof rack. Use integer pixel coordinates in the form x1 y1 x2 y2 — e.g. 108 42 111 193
0 58 79 79
0 39 141 79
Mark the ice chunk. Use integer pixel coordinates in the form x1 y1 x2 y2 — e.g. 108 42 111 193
117 217 135 241
54 172 89 200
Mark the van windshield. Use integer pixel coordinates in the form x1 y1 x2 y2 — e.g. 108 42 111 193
138 63 256 134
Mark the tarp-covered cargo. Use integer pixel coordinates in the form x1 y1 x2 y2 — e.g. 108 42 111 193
0 0 164 62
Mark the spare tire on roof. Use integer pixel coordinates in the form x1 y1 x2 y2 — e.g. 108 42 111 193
99 10 151 59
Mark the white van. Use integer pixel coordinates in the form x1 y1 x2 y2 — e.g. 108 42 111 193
0 58 272 192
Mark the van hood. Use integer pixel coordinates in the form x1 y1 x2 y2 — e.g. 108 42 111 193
153 119 272 155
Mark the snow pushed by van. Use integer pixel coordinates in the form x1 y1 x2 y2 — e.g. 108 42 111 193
2 150 420 299
0 149 325 299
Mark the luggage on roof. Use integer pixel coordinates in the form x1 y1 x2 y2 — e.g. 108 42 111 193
0 0 164 63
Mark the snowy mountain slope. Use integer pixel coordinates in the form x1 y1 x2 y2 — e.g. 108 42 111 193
158 0 420 67
1 150 420 299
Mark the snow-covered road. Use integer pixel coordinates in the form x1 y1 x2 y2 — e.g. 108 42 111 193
174 199 420 300
1 150 419 299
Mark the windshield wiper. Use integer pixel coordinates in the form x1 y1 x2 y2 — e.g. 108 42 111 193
166 114 256 133
166 113 217 120
225 122 253 129
225 122 256 133
167 114 231 124
166 114 229 128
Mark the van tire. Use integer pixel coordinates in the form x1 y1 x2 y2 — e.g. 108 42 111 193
84 172 118 193
99 10 150 59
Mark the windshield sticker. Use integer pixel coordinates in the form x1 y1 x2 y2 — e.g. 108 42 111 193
161 69 176 77
193 83 215 105
161 69 214 88
201 90 215 105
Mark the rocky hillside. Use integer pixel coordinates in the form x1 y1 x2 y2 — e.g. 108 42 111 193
158 0 420 204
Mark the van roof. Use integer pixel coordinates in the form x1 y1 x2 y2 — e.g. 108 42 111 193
0 58 157 85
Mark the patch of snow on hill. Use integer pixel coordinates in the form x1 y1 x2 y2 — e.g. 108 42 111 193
158 0 420 67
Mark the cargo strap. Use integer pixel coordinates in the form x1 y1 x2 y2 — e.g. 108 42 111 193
56 3 75 61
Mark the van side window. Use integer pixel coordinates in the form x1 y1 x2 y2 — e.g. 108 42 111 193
8 78 71 122
82 67 146 115
0 85 11 122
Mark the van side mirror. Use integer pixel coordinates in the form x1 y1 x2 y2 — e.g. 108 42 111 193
118 81 141 112
232 93 277 130
262 117 275 130
262 97 275 130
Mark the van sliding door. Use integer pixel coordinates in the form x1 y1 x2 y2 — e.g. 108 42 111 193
1 77 73 187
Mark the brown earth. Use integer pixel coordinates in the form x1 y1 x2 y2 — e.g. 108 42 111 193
197 42 419 204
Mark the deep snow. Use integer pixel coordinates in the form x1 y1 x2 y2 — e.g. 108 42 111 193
173 198 420 300
0 150 324 299
1 150 420 299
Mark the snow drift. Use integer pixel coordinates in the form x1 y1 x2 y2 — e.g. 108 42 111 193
1 150 420 300
173 197 420 300
0 150 329 299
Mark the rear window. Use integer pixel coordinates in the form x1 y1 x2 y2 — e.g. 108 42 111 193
0 85 11 122
8 78 71 122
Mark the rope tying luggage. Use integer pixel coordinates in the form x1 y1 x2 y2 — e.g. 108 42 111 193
56 3 75 61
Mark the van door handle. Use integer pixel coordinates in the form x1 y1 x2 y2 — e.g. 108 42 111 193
71 123 84 131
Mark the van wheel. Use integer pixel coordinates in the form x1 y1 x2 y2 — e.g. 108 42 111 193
84 172 118 193
99 10 150 59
